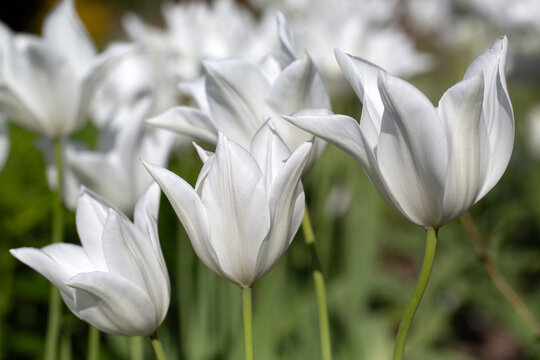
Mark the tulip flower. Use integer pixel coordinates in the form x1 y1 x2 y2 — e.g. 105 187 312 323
147 13 330 170
0 0 125 139
144 123 311 287
58 98 177 214
144 123 311 360
10 183 170 337
286 36 513 360
285 36 514 228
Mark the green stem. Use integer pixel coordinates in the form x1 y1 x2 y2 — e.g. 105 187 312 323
242 286 254 360
460 212 540 338
302 205 332 360
393 227 438 360
45 138 65 360
130 337 143 360
150 333 166 360
87 326 100 360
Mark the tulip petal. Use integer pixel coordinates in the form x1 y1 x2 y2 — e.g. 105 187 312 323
67 271 158 336
147 106 218 144
0 85 40 133
334 48 384 144
283 110 368 166
274 12 296 68
142 161 222 277
201 135 270 286
256 141 311 278
16 37 79 137
76 189 118 271
464 37 514 197
268 55 331 151
250 120 291 187
42 0 96 72
439 74 488 223
9 244 93 313
69 152 134 215
204 59 270 149
377 73 447 226
102 209 170 324
179 77 210 114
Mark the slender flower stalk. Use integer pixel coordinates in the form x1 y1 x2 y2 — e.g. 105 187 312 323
242 287 254 360
460 212 540 338
130 337 143 360
393 228 438 360
87 326 100 360
302 205 332 360
45 138 65 360
150 333 166 360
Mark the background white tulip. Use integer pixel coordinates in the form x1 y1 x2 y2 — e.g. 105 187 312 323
148 13 330 171
144 123 311 287
10 183 170 336
0 0 125 138
286 37 514 228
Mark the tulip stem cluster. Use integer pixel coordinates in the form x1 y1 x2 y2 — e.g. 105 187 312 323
150 333 166 360
45 138 65 360
87 326 100 360
242 286 254 360
460 212 540 338
302 205 332 360
393 228 438 360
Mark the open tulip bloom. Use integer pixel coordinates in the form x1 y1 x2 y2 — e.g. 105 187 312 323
285 37 514 359
285 36 513 229
147 13 330 171
0 0 126 139
10 183 171 338
144 122 312 359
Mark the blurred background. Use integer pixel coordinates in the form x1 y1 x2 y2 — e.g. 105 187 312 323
1 0 540 359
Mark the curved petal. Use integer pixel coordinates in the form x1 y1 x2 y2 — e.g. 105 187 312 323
268 55 331 151
334 49 385 151
201 135 270 286
142 161 222 277
204 59 270 148
283 109 368 166
439 74 488 224
69 152 133 215
274 12 296 68
464 37 514 198
0 85 42 132
101 210 170 324
147 106 218 144
377 73 447 227
76 189 117 271
250 120 291 188
42 0 96 73
67 271 158 336
14 37 79 137
179 77 210 114
9 245 93 313
255 141 312 280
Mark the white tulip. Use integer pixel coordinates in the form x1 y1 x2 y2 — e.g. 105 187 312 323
62 98 177 214
285 37 514 228
0 0 125 138
144 122 312 286
10 183 170 336
147 14 330 171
